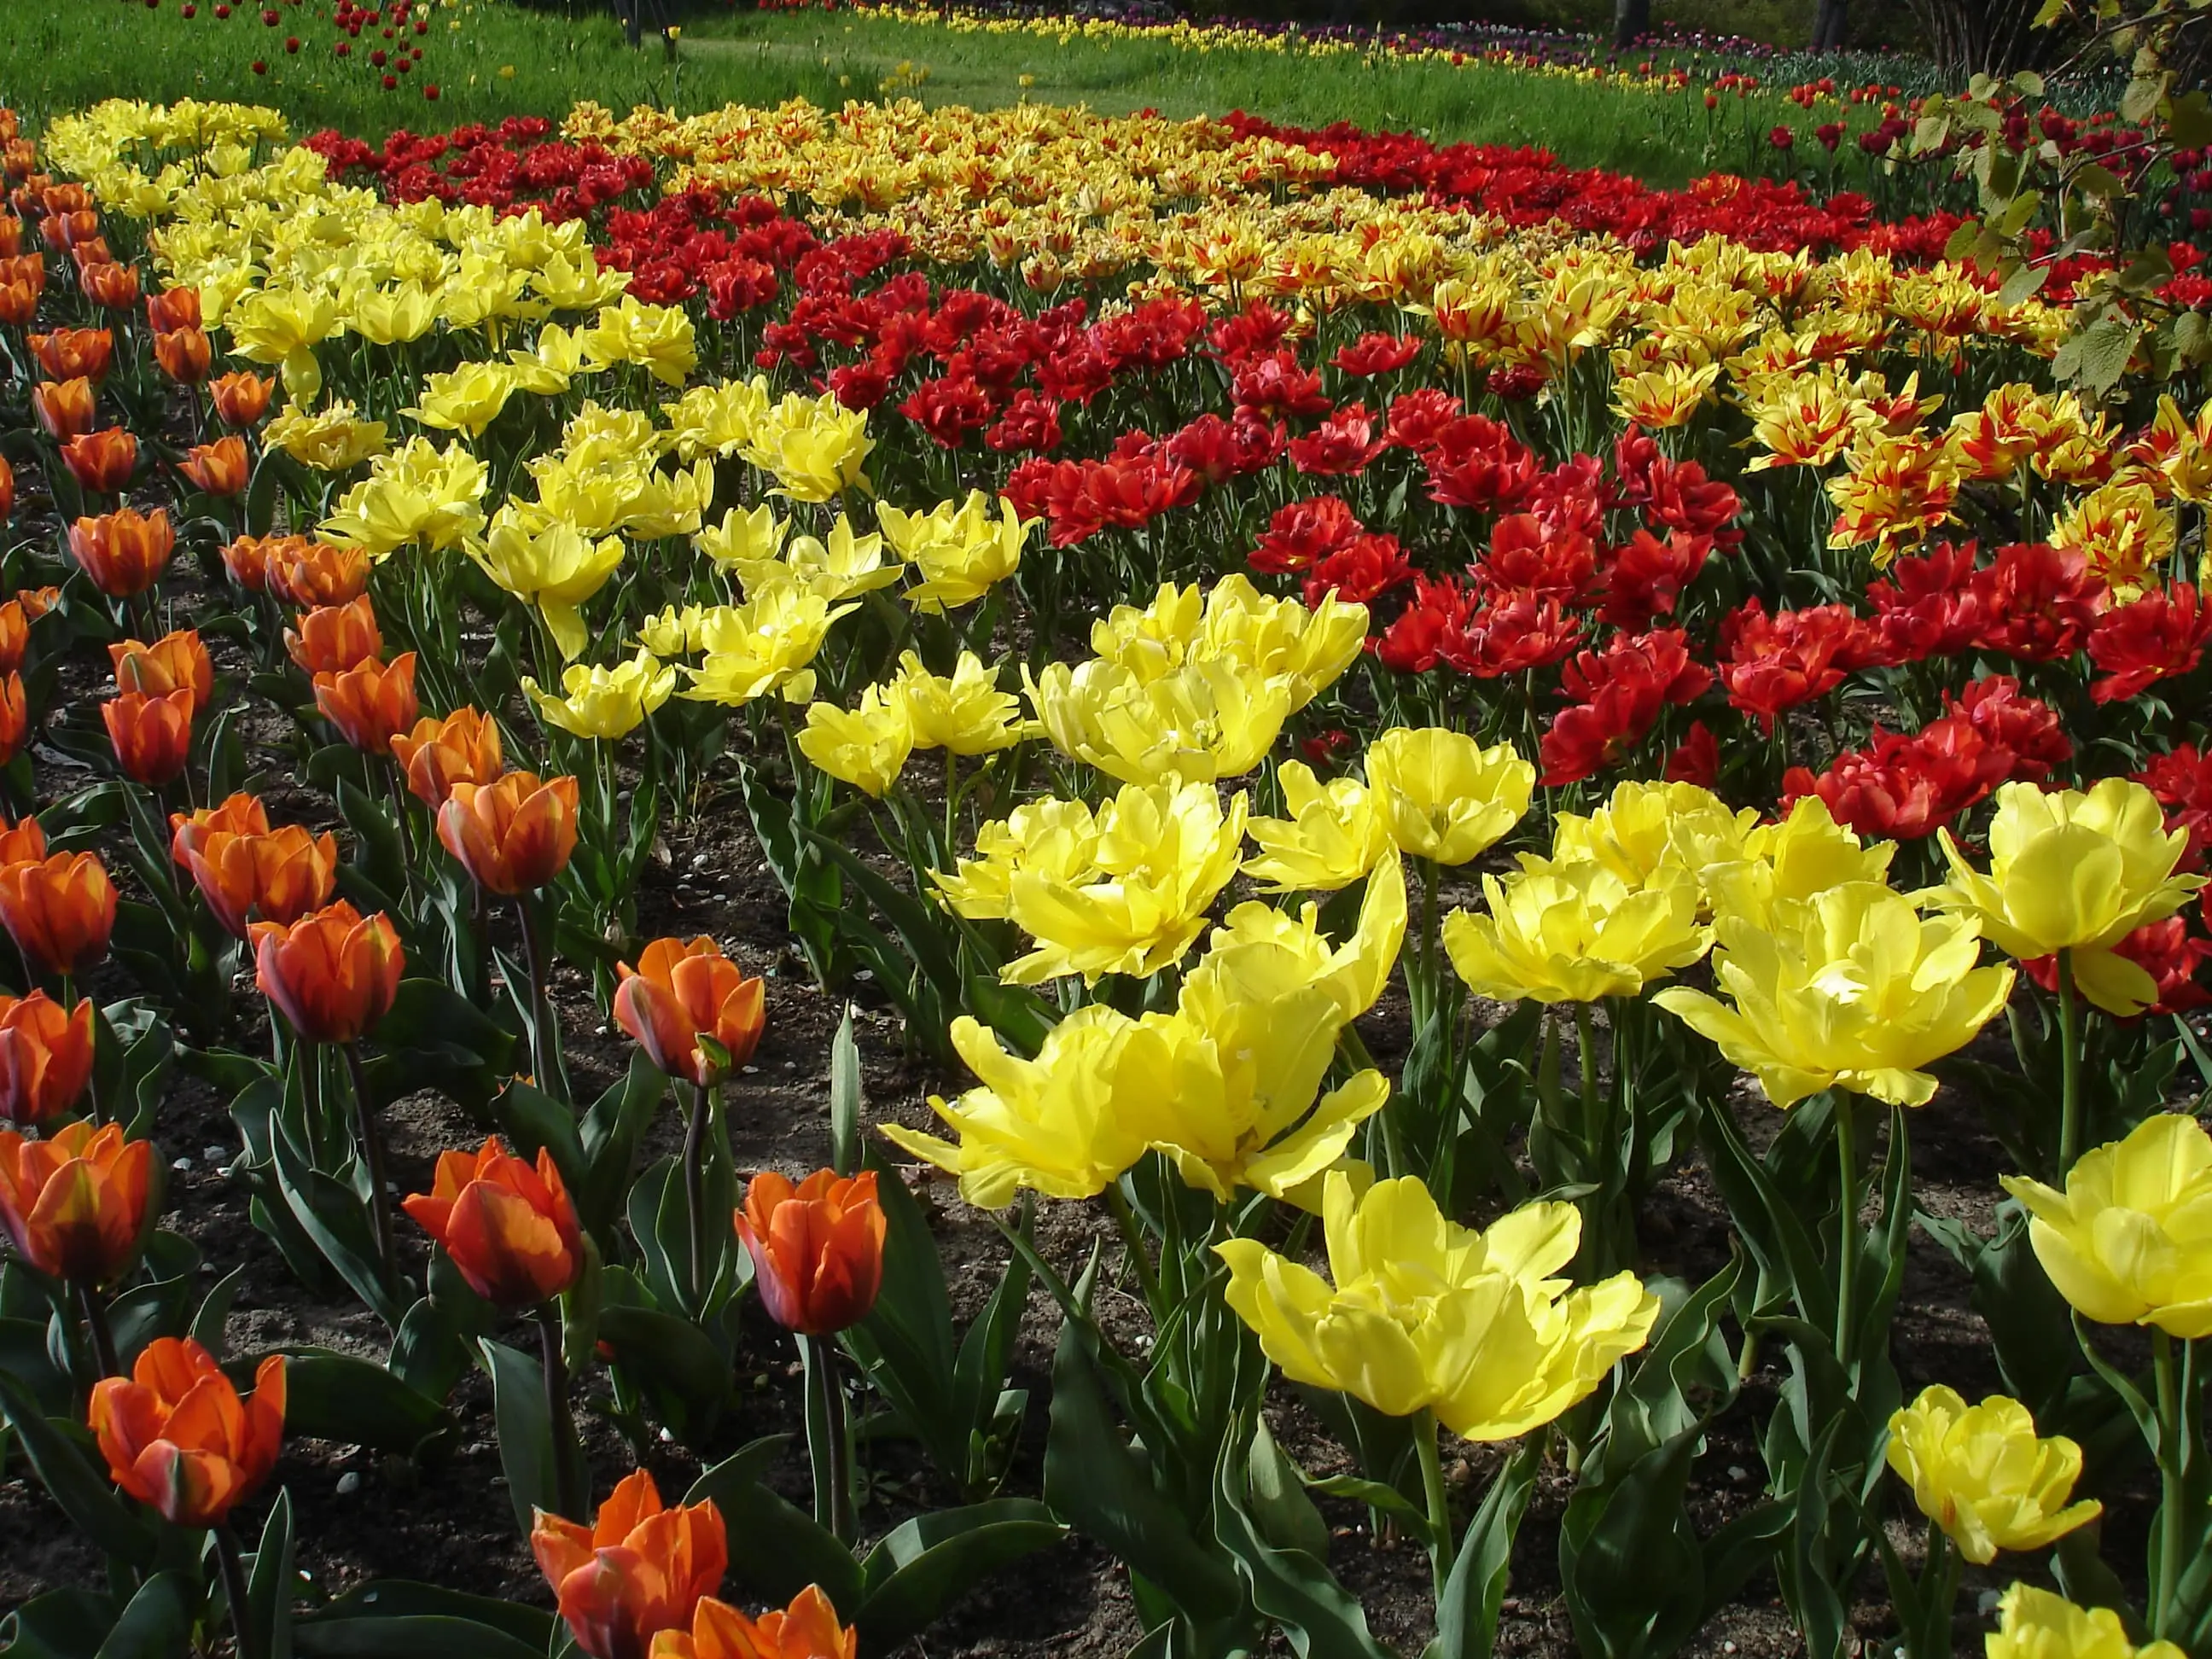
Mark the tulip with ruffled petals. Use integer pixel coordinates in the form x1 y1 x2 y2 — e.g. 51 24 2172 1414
1365 727 1535 865
404 1138 583 1307
1987 1585 2186 1659
0 991 95 1126
102 689 195 786
90 1338 284 1527
1884 1385 2100 1565
0 852 116 978
250 899 403 1045
614 938 766 1089
314 654 418 754
391 707 503 808
437 771 579 895
734 1169 886 1337
533 1469 728 1659
0 1121 152 1284
68 508 173 597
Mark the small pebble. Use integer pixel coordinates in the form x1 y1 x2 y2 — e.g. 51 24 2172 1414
854 968 875 982
202 1145 227 1164
782 1061 796 1073
172 1157 193 1174
1722 1645 1737 1656
335 1472 362 1496
1727 1464 1749 1481
1978 1591 2003 1615
741 1064 760 1076
659 1426 675 1442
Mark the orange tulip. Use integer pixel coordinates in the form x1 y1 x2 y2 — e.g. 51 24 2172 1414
0 852 117 977
0 453 14 524
103 689 195 787
219 533 273 592
0 212 18 256
0 813 47 866
152 328 212 386
145 288 201 333
0 1121 152 1284
286 596 382 675
1 143 36 182
437 771 579 895
265 539 370 608
30 329 111 383
0 253 38 290
33 378 96 441
90 1338 285 1528
0 672 25 766
13 587 55 621
391 708 503 808
111 629 213 713
0 991 96 1126
0 598 26 675
0 278 37 328
67 240 115 273
172 792 271 865
649 1589 858 1659
733 1170 885 1337
80 260 139 311
42 210 98 252
250 899 403 1045
209 370 274 428
178 435 249 498
61 428 138 494
533 1470 728 1659
183 825 338 939
614 939 766 1089
37 185 87 216
402 1138 584 1307
69 508 174 598
314 653 418 755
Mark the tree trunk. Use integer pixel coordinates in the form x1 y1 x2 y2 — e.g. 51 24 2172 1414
615 0 643 48
1613 0 1650 48
1811 0 1848 51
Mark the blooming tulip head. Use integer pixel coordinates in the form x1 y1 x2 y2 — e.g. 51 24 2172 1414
1243 761 1392 894
613 937 766 1089
0 672 27 766
314 653 419 754
1365 726 1535 865
68 508 174 598
0 991 95 1125
32 378 96 441
885 650 1027 756
0 1121 153 1284
172 792 271 865
1883 1385 2099 1565
526 651 677 741
266 538 371 608
436 771 579 895
102 689 195 786
734 1169 887 1336
1985 1585 2186 1659
153 327 212 386
533 1469 728 1659
210 370 276 428
90 1339 285 1528
797 686 912 798
1931 778 2205 1016
183 824 339 939
649 1588 858 1659
391 707 504 808
2000 1113 2212 1338
111 629 213 713
0 851 118 978
1217 1172 1660 1441
404 1138 584 1308
61 428 138 494
286 596 383 676
179 435 251 498
251 899 404 1045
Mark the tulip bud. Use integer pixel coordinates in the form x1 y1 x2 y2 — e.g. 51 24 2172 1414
152 327 213 386
734 1169 886 1337
61 428 137 494
32 378 96 441
285 596 382 675
0 1121 152 1284
391 707 503 808
251 899 404 1045
0 991 96 1125
90 1338 285 1527
172 792 272 865
613 937 765 1088
102 689 195 787
210 370 275 428
183 825 338 938
0 851 117 978
403 1138 584 1307
111 629 212 713
313 653 418 754
30 328 112 383
531 1469 727 1659
68 508 175 598
436 771 579 895
178 434 250 498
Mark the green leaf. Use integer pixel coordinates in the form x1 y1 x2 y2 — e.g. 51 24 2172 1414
684 1436 791 1512
575 1053 666 1238
93 1574 190 1659
1427 1442 1540 1659
307 1583 555 1650
1246 1423 1331 1563
267 1349 450 1457
0 1370 156 1567
294 1617 547 1659
269 1112 406 1329
829 1005 861 1179
594 1305 731 1444
249 1490 298 1659
0 1592 119 1659
1302 1475 1433 1541
1214 1440 1390 1659
853 1499 1067 1650
476 1338 563 1536
713 1476 866 1611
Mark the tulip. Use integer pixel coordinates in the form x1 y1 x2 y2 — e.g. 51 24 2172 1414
31 328 111 382
525 651 678 742
1024 657 1290 786
89 1338 284 1526
614 938 767 1090
32 378 95 440
183 825 339 938
797 688 912 798
0 277 34 327
172 793 271 864
112 630 213 712
1445 860 1711 1003
437 771 579 895
391 707 503 808
878 491 1031 612
153 327 212 385
649 1589 858 1659
466 509 626 660
145 288 201 333
210 370 275 428
250 899 403 1045
403 1138 583 1307
79 259 138 311
179 435 251 498
1884 1385 2100 1565
0 813 45 866
1243 761 1392 893
0 1121 153 1286
218 533 273 592
61 428 137 494
102 689 195 787
68 508 174 598
734 1169 886 1338
0 852 117 978
885 649 1027 754
0 990 95 1125
0 672 25 766
320 439 490 559
1365 726 1535 864
533 1469 727 1659
286 596 383 675
0 455 12 527
314 653 418 754
265 538 370 608
1986 1585 2186 1659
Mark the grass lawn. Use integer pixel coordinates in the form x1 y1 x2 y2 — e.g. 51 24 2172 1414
1 0 1804 185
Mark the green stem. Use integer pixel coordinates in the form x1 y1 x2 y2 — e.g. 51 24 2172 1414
1416 1407 1453 1603
341 1041 397 1302
1103 1180 1161 1318
214 1523 257 1659
2056 946 2083 1173
1575 1002 1602 1165
537 1301 585 1522
515 892 563 1103
804 1331 856 1544
681 1080 713 1309
1834 1094 1860 1375
2152 1330 2186 1638
73 1278 120 1382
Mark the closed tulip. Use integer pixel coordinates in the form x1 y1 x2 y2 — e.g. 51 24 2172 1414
0 276 35 328
90 1338 284 1528
403 1138 583 1307
437 771 579 894
1217 1172 1660 1441
1365 726 1535 865
79 259 138 311
0 852 116 978
1931 778 2205 1016
797 688 912 798
0 1121 152 1284
145 288 201 332
172 792 271 865
251 899 403 1045
649 1588 858 1659
525 651 677 741
286 596 383 675
1987 1586 2186 1659
2000 1113 2212 1337
111 629 213 712
1446 861 1711 1003
391 707 503 808
0 991 95 1125
31 328 111 382
533 1469 728 1659
614 937 766 1088
1653 882 2015 1109
0 605 20 683
69 508 174 598
209 370 274 428
265 538 370 608
0 672 25 766
1884 1385 2100 1564
735 1169 886 1337
0 455 13 527
61 428 137 494
314 653 418 754
1243 762 1392 894
0 813 44 866
178 435 250 498
32 378 95 440
102 689 195 786
183 825 339 938
152 327 212 386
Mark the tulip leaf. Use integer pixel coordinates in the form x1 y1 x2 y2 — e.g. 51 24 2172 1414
713 1476 867 1611
265 1348 451 1456
294 1615 548 1659
574 1053 666 1239
1244 1423 1330 1563
1301 1476 1432 1543
1212 1435 1391 1659
190 1267 247 1359
492 1078 586 1195
594 1305 731 1444
308 1583 556 1649
94 1573 190 1659
0 1591 119 1659
367 979 519 1116
684 1435 791 1512
268 1112 407 1330
475 1337 562 1538
1427 1440 1540 1659
0 1315 75 1414
830 1004 862 1179
248 1490 297 1659
1559 1428 1706 1659
853 1499 1068 1650
0 1371 157 1568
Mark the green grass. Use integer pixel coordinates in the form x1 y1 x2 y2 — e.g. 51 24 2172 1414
0 0 1817 187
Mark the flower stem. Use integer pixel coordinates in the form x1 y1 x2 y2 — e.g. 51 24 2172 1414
2055 946 2083 1173
803 1331 856 1544
73 1278 120 1381
1102 1180 1161 1318
214 1522 257 1659
2151 1330 2188 1638
1415 1406 1453 1603
1834 1093 1860 1374
537 1301 585 1523
682 1080 713 1308
515 892 562 1102
341 1040 397 1301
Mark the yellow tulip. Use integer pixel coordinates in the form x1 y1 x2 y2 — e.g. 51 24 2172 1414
1444 861 1709 1004
466 507 626 660
1706 795 1898 927
933 798 1102 922
798 685 914 798
684 587 855 707
1365 727 1534 865
579 295 698 386
321 437 488 560
1652 882 2015 1108
2000 1114 2212 1338
606 458 716 542
1202 852 1406 1023
696 503 789 573
524 649 676 740
637 603 711 658
265 401 387 472
1883 1385 2100 1565
227 284 341 403
407 361 521 439
1004 781 1248 984
766 518 903 602
880 492 1033 612
1986 1586 2187 1659
742 391 874 503
1188 576 1366 707
346 281 439 346
1243 761 1392 894
888 651 1027 755
1930 779 2205 1016
662 376 771 461
1024 657 1293 786
1547 779 1758 898
1216 1173 1660 1440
